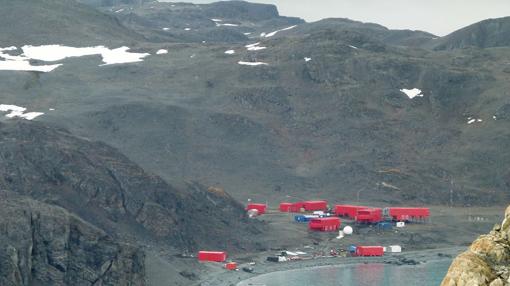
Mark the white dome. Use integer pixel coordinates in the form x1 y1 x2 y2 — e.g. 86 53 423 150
247 209 259 218
343 226 353 235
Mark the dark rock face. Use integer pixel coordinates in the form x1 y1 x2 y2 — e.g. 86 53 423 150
0 193 145 286
0 121 263 252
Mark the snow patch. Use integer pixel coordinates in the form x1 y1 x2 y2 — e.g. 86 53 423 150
21 45 149 66
304 57 312 62
400 88 423 99
114 8 124 13
0 104 44 120
216 23 239 27
245 42 266 51
156 49 168 55
0 105 25 112
184 28 191 31
467 117 483 124
0 60 62 73
162 27 170 31
349 45 359 50
211 19 222 22
263 25 297 38
238 61 268 66
243 32 252 35
224 50 235 55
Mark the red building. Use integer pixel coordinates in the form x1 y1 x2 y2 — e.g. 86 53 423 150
356 208 383 224
279 202 293 212
334 205 369 218
280 200 328 213
308 217 341 231
290 202 306 212
355 246 384 257
388 207 430 221
246 203 267 214
303 200 328 211
225 262 237 270
198 251 227 262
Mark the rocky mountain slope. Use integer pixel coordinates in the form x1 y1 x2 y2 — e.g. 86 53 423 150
434 17 510 50
0 192 145 286
0 0 144 46
2 0 510 207
442 205 510 286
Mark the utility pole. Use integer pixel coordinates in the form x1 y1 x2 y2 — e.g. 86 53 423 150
449 178 454 208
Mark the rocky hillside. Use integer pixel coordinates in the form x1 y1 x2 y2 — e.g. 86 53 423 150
0 192 145 286
2 0 510 209
0 120 263 252
441 205 510 286
0 0 143 46
434 17 510 50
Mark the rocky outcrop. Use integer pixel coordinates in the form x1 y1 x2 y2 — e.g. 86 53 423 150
0 193 145 286
441 206 510 286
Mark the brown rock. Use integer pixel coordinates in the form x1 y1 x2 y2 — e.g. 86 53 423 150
441 205 510 286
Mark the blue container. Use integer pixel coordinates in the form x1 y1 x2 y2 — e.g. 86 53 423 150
294 215 308 223
348 245 357 253
377 222 393 230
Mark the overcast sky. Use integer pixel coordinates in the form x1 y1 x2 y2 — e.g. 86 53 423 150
178 0 510 36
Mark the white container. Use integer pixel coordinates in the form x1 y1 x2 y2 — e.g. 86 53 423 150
396 222 405 228
389 245 402 253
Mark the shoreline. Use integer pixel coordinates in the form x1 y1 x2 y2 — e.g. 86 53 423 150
197 246 464 286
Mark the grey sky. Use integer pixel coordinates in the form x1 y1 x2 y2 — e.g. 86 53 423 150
178 0 510 36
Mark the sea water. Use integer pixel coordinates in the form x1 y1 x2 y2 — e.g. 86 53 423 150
237 259 451 286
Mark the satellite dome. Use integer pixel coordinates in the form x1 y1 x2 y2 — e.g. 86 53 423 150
343 226 353 235
247 209 259 218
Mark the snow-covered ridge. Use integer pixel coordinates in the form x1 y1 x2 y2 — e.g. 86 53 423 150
0 45 150 73
0 104 44 120
400 88 423 99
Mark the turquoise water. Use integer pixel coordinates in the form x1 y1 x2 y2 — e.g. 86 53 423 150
238 260 451 286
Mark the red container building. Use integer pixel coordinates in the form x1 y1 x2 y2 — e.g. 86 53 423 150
246 203 267 214
356 208 383 224
334 205 369 218
198 251 227 262
303 200 328 211
355 246 384 257
308 217 341 231
291 202 306 212
225 262 237 270
279 202 293 212
388 207 430 221
280 201 328 213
